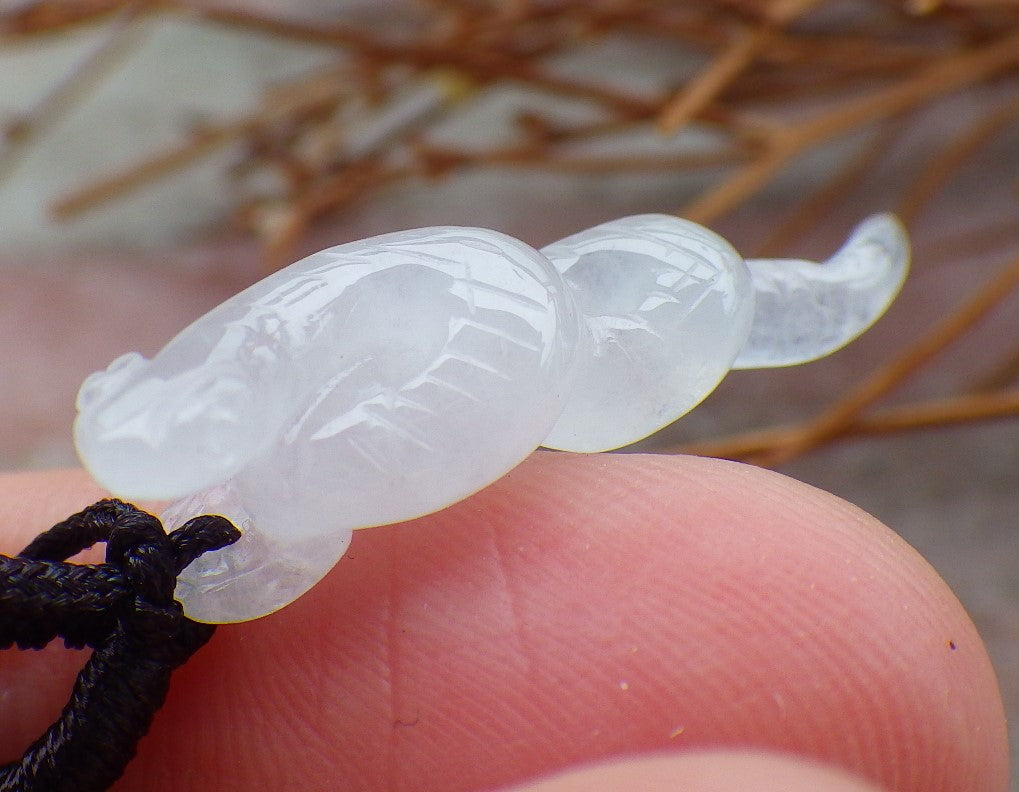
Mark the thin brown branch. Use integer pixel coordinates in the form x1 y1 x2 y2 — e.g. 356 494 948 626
753 252 1019 466
0 4 146 185
49 61 355 219
658 25 770 134
656 0 820 133
50 122 245 219
897 93 1019 225
753 120 902 257
255 159 409 272
974 347 1019 391
0 0 125 38
666 389 1019 460
173 1 662 117
916 215 1019 265
414 141 752 176
682 27 1019 223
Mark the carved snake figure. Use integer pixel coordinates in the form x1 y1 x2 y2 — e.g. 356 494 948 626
74 213 908 622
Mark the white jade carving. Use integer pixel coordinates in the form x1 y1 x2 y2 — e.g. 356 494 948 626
539 214 754 452
732 213 909 369
74 213 909 623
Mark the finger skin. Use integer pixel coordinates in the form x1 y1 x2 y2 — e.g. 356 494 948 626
503 750 886 792
0 455 1007 792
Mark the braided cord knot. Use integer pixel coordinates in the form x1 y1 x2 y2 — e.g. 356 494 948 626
105 510 182 644
0 499 240 791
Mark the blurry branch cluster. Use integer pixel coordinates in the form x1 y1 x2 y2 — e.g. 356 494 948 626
2 0 1018 464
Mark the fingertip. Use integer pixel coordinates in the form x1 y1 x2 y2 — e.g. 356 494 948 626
0 461 1005 792
341 451 1007 791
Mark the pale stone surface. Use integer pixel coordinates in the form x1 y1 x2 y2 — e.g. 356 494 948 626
75 216 910 622
732 214 910 369
76 226 579 621
166 479 355 625
539 214 755 452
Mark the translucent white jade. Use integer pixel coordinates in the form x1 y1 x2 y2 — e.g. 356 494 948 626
732 213 909 369
539 214 754 452
77 227 579 622
74 213 909 623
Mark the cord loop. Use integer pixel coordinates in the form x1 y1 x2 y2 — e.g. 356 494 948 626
0 500 240 791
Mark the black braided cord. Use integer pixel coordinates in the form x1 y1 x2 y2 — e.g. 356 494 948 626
0 499 240 791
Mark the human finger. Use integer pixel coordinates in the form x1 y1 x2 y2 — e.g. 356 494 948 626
0 456 1007 791
131 452 1009 790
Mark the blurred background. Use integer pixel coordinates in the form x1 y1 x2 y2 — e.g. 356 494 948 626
1 1 1016 787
